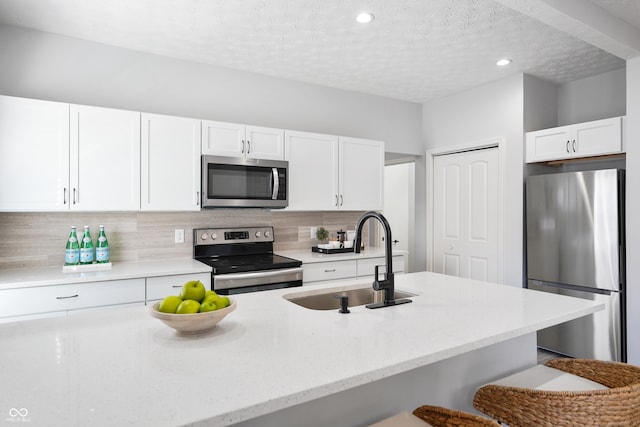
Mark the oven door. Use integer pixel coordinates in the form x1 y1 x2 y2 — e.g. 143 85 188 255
202 155 288 208
213 267 303 295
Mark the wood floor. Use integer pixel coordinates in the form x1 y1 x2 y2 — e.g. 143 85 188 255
537 348 564 364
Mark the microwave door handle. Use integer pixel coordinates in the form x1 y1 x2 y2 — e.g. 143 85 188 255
271 168 279 200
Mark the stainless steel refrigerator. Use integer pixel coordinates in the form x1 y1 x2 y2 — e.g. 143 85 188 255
526 169 626 362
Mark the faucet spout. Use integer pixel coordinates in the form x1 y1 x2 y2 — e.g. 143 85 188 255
354 211 412 309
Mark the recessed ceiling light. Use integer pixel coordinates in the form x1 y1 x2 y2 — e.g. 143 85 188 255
356 12 375 24
496 58 512 67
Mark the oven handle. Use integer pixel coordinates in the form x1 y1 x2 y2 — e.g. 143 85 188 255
219 267 302 281
271 167 279 200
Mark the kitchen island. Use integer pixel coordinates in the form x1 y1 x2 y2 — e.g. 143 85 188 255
0 271 602 426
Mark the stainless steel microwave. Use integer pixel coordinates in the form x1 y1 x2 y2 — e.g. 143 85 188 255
201 155 288 208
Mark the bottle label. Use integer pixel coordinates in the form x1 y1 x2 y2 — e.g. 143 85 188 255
83 236 92 244
65 249 80 265
96 247 110 262
68 237 77 243
98 236 107 243
81 248 94 263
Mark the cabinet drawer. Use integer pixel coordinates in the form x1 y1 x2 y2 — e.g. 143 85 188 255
0 279 145 318
146 273 211 302
303 260 357 283
357 256 405 277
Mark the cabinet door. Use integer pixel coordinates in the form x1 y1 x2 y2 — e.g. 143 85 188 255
70 105 140 211
573 117 623 158
0 95 69 211
284 130 339 210
339 137 384 211
357 255 406 278
245 126 284 160
525 126 572 163
141 113 201 211
202 120 245 157
146 273 211 302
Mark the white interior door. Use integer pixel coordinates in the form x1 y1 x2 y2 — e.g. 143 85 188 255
383 162 415 272
433 147 499 282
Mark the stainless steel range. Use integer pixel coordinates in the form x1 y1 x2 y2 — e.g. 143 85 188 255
193 226 303 295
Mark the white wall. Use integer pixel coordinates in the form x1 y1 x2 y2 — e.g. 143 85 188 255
422 74 524 286
0 24 423 155
523 75 558 132
557 67 626 126
626 57 640 365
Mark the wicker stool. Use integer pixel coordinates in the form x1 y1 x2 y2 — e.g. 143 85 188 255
369 406 499 427
473 358 640 427
413 405 500 426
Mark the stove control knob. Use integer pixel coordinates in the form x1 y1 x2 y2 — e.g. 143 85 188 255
255 231 262 238
211 233 218 240
201 233 208 240
264 230 271 238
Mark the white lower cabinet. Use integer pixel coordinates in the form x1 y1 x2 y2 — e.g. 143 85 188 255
303 260 357 283
303 255 406 284
0 278 145 321
146 273 211 302
356 255 406 279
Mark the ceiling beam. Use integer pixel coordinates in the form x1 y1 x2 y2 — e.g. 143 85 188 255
496 0 640 59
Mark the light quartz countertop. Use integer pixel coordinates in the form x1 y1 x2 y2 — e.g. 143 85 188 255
0 258 211 290
0 271 602 426
278 247 407 264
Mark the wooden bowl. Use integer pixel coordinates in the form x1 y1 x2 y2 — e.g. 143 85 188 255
150 298 236 335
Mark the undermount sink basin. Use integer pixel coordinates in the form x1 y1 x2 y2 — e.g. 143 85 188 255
284 286 416 310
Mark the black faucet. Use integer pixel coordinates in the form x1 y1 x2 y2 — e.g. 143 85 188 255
354 211 412 309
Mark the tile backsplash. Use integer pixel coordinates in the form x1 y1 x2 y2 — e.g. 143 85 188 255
0 210 369 270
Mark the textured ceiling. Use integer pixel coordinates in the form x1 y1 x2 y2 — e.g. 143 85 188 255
0 0 634 103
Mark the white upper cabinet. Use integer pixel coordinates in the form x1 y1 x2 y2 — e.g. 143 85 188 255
526 117 623 163
70 105 141 211
285 130 339 210
285 131 384 211
339 136 384 211
141 113 201 211
0 95 70 211
202 120 284 160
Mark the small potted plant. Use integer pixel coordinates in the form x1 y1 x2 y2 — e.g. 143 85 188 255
315 227 329 243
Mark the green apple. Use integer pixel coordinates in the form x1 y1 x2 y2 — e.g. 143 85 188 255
199 301 217 312
176 299 200 314
179 280 206 302
202 293 228 309
218 296 230 308
158 295 183 313
204 290 218 299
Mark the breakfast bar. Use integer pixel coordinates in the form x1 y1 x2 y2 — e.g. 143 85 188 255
0 271 602 426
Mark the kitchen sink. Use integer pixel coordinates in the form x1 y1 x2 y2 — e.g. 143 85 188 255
284 286 416 310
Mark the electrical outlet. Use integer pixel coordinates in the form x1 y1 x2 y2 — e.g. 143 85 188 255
310 226 318 239
174 229 185 244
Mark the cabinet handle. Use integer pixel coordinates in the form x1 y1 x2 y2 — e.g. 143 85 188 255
247 140 251 154
56 294 79 300
241 140 245 154
572 139 576 152
335 195 338 206
73 188 77 204
566 140 570 153
196 191 200 206
172 285 182 288
340 194 344 206
324 269 336 272
63 188 67 205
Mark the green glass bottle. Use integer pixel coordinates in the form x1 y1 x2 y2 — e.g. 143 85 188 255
64 226 80 266
80 225 95 265
96 225 110 264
